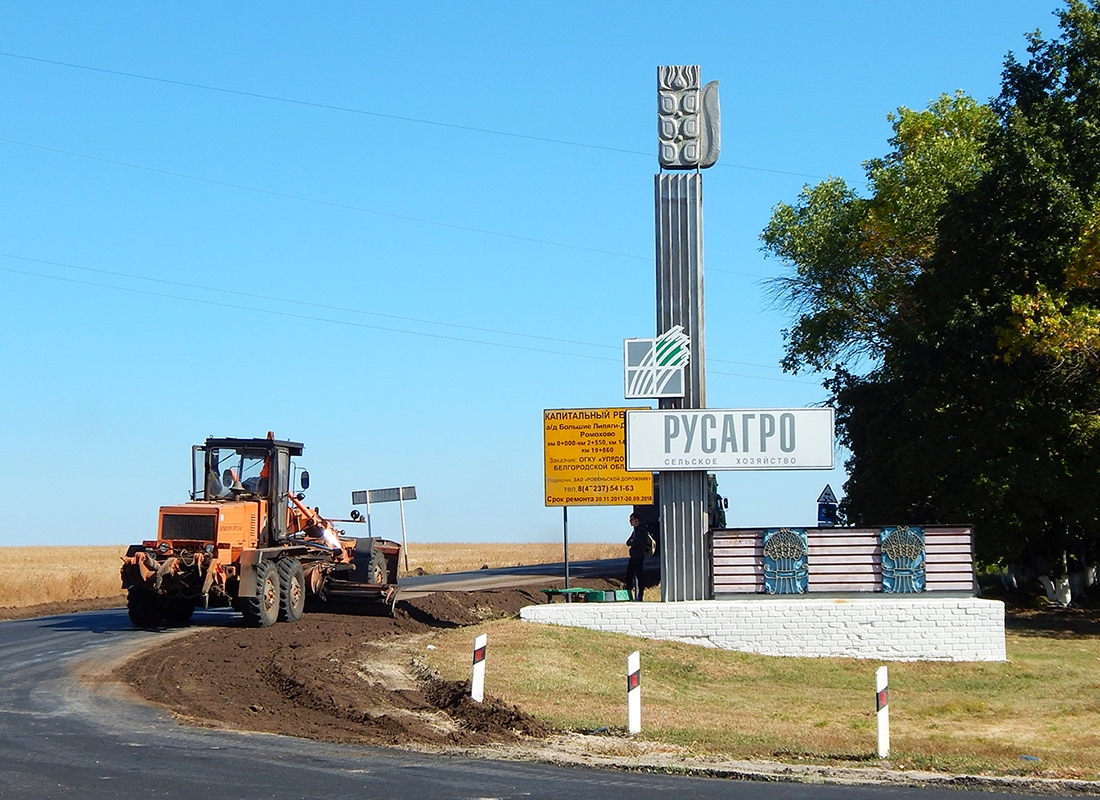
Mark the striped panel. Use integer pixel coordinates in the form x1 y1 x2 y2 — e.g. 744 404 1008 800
712 532 763 592
925 529 975 592
809 528 879 591
711 526 974 595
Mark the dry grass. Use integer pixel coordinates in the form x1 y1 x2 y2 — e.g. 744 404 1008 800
399 542 622 576
0 546 128 608
420 615 1100 781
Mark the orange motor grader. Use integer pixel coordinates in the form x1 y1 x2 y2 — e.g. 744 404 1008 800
120 434 400 628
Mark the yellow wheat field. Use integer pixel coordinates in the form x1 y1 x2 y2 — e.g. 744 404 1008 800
0 546 130 608
400 542 622 575
0 543 623 609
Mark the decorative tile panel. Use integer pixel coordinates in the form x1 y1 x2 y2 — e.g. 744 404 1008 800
880 526 926 593
763 527 808 594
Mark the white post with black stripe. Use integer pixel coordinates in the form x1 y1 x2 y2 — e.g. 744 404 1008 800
471 633 487 703
876 666 889 758
627 650 641 734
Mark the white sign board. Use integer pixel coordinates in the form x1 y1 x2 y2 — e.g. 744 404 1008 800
625 408 835 471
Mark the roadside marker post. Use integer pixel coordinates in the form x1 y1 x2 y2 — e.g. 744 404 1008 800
627 650 641 734
471 634 487 703
876 666 889 758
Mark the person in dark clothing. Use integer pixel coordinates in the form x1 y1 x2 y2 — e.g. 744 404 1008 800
625 513 650 601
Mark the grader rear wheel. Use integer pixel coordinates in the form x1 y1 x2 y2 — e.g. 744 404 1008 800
368 548 388 585
241 560 280 627
278 558 305 623
127 588 162 628
161 598 195 625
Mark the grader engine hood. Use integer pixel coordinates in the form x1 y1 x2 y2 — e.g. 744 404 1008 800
158 501 264 551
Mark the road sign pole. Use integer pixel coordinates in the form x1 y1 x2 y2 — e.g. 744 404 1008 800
365 494 373 538
399 491 409 572
817 484 839 528
563 506 570 593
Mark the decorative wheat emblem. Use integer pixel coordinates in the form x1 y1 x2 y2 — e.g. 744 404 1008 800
880 526 926 593
763 527 809 594
625 325 691 398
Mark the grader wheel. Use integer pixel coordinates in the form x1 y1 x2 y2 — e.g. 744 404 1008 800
241 560 280 627
127 588 162 628
368 548 388 585
278 558 306 623
161 598 195 625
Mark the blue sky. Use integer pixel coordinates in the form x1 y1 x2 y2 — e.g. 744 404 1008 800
0 1 1056 547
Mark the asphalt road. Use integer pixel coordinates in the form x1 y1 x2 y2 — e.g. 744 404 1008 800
0 580 1043 799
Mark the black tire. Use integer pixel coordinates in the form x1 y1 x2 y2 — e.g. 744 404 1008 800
368 548 388 585
278 558 306 623
127 588 162 628
241 560 280 627
161 598 195 625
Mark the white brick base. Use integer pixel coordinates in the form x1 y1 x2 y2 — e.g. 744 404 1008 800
520 597 1006 662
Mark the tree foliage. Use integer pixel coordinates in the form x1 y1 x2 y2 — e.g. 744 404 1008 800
762 1 1100 576
762 92 996 373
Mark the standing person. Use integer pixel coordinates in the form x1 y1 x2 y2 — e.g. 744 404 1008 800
625 513 650 601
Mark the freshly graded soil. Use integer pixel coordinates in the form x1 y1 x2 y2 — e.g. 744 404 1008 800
114 584 595 747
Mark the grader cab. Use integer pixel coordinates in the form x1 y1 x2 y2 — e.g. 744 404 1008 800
120 434 400 628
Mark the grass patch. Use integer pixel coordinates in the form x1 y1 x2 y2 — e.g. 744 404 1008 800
418 616 1100 780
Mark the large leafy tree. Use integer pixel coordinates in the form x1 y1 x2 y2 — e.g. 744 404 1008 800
763 1 1100 576
762 92 996 374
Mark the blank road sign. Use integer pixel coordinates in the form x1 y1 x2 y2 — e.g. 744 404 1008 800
351 486 417 505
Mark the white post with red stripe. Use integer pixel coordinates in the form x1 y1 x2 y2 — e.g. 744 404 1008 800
471 634 487 703
627 650 641 734
876 666 889 758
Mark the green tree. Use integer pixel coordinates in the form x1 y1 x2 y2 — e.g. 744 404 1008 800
762 92 996 373
763 1 1100 581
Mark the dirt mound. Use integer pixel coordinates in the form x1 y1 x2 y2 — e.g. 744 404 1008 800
115 581 616 747
396 586 546 627
422 677 549 738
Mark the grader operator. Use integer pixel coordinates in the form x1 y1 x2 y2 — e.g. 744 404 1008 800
120 433 400 628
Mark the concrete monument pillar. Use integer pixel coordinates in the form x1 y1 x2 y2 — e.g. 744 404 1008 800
654 66 719 601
